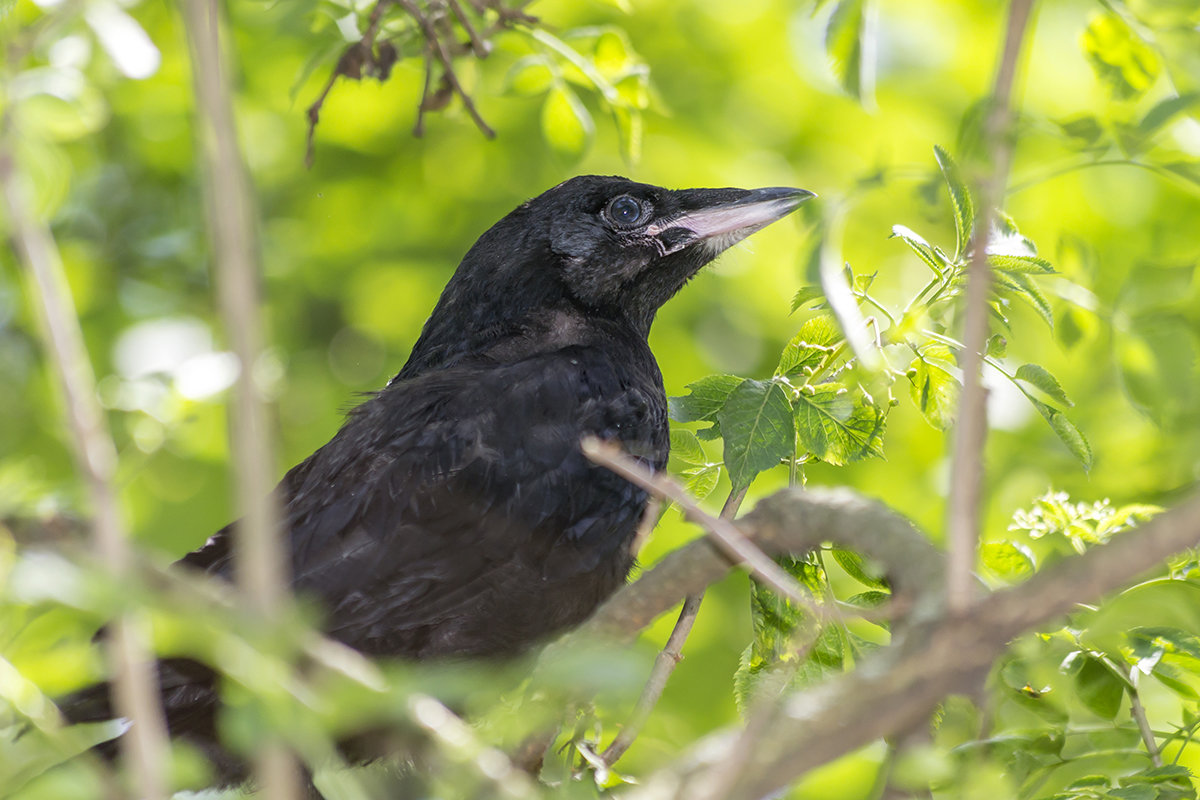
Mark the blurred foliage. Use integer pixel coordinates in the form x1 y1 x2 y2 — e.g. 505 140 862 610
2 0 1200 797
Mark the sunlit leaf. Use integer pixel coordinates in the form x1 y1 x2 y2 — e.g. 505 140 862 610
777 315 841 377
669 374 744 423
1015 363 1073 407
933 145 975 260
682 465 720 501
986 334 1007 358
890 224 950 275
981 541 1036 580
1081 14 1161 100
790 286 826 312
506 56 555 96
1136 91 1200 139
669 428 706 465
830 548 887 589
908 346 960 431
988 254 1054 274
824 0 875 104
717 378 795 489
793 384 886 465
540 84 593 157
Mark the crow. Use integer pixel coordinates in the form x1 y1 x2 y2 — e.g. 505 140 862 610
59 174 811 786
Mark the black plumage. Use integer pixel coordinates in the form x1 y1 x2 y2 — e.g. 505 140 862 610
60 174 810 784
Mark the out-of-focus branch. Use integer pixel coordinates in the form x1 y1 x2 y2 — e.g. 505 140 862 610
622 491 1200 800
178 0 299 796
0 121 169 798
946 0 1037 612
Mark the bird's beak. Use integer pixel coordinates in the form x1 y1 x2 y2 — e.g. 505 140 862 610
647 186 815 255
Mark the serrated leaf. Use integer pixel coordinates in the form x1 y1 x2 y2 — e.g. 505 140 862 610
1049 410 1093 470
988 254 1055 274
1082 14 1161 101
1015 364 1073 407
777 315 841 377
890 224 949 275
791 286 826 312
1075 656 1124 720
908 346 960 430
793 385 886 465
981 541 1036 579
669 375 744 423
830 548 887 589
716 379 795 490
933 145 975 260
669 429 706 465
1012 273 1054 328
824 0 874 104
541 84 593 157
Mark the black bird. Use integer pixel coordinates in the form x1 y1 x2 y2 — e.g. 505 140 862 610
60 175 811 784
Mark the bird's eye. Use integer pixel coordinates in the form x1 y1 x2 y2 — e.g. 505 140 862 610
605 195 646 228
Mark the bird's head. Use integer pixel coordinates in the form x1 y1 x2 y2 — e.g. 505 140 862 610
401 175 812 376
536 175 813 328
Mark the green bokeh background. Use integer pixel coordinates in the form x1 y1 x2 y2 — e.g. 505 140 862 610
2 0 1199 796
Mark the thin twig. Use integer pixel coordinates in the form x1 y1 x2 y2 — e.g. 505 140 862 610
447 0 488 56
581 438 822 617
179 0 300 796
0 118 169 798
945 0 1036 613
398 0 496 137
600 486 747 768
1129 669 1163 767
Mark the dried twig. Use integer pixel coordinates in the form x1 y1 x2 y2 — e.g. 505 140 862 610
0 119 169 798
179 0 300 795
946 0 1037 612
582 438 823 617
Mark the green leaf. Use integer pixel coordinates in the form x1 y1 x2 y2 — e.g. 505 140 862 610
541 84 594 157
988 254 1054 274
824 0 874 103
1136 92 1200 139
669 375 744 423
844 590 890 609
908 346 960 431
790 286 826 312
1015 364 1073 407
981 541 1036 580
506 56 554 96
1081 14 1161 101
985 334 1007 358
1056 115 1105 146
1048 406 1093 470
777 315 841 377
933 145 975 260
716 379 795 490
830 548 888 589
1011 273 1054 328
1074 656 1124 720
890 224 950 275
682 465 720 501
793 384 886 465
669 429 706 465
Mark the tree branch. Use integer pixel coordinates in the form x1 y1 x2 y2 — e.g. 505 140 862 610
0 116 169 799
622 490 1200 800
179 0 300 795
946 0 1037 612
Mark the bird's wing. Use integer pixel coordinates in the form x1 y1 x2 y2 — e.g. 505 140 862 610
178 347 664 657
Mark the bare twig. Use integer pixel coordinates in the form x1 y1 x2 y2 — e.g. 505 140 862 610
946 0 1037 613
582 438 821 617
397 0 495 137
600 487 747 768
0 120 169 798
179 0 300 796
447 0 488 56
1129 670 1163 767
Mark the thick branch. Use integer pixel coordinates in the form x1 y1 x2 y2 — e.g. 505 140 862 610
946 0 1036 611
625 490 1200 800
